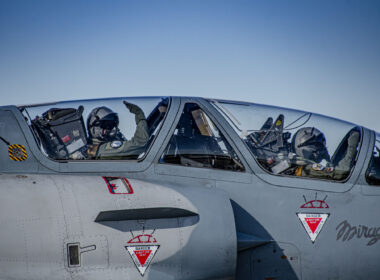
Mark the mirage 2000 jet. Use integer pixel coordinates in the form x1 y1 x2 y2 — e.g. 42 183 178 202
0 96 379 280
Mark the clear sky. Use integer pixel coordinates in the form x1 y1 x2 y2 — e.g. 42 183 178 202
1 0 379 131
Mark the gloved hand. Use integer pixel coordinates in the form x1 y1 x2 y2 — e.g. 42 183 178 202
124 101 146 124
124 101 142 115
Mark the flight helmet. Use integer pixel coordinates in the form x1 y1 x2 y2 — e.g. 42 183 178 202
87 106 119 142
292 127 330 163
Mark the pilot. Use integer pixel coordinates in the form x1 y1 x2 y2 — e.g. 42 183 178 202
292 127 330 163
87 102 149 159
292 127 359 180
87 106 125 144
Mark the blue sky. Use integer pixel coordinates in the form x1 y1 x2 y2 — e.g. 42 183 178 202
1 0 379 131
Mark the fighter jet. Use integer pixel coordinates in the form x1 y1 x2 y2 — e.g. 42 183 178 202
0 96 379 279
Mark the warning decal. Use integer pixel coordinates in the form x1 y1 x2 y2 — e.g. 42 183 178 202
103 176 133 194
300 193 329 209
128 234 157 244
126 232 159 276
8 144 27 161
126 245 159 276
297 213 329 243
300 199 329 209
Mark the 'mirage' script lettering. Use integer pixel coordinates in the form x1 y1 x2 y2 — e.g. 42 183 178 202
336 220 380 246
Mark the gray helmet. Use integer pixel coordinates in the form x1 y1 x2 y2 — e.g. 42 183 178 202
87 107 119 142
292 127 330 163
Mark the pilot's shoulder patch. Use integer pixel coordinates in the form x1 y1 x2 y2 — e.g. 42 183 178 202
110 140 122 149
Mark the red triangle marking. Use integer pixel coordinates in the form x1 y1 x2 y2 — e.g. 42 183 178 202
134 250 152 266
305 217 322 233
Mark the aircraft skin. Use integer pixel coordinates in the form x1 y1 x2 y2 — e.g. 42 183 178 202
0 96 379 280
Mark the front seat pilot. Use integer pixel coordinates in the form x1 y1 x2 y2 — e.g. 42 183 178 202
292 127 330 164
87 102 149 159
292 127 359 180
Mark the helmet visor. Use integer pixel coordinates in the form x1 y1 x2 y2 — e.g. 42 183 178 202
298 133 326 148
97 113 119 129
99 119 117 129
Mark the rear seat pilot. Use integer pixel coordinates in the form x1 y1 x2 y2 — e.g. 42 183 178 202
87 102 149 159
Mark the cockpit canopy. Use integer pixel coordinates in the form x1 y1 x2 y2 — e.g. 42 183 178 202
209 99 361 181
18 96 369 183
21 97 169 161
